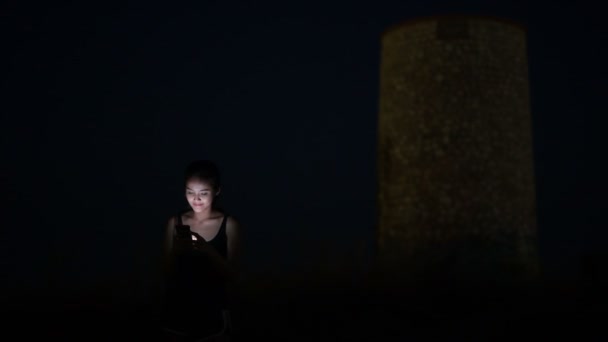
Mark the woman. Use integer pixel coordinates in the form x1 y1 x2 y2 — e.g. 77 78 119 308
161 160 243 341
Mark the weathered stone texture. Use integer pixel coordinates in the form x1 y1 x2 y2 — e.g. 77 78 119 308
377 17 539 284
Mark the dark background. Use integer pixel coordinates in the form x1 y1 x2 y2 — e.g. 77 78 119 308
2 0 606 340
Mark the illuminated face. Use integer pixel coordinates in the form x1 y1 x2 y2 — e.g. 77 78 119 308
185 178 217 213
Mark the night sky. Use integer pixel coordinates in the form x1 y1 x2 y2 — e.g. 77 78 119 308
2 0 607 322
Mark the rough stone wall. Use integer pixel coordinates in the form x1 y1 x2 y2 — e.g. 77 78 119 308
376 17 539 285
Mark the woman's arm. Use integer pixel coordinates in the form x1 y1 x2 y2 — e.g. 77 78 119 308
226 216 244 280
161 217 176 279
157 216 176 311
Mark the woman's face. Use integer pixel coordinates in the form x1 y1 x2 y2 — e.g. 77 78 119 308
185 178 216 213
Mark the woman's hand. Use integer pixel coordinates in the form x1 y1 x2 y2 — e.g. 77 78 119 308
173 232 194 252
190 232 213 254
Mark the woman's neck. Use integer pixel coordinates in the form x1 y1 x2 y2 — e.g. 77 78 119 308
192 208 216 221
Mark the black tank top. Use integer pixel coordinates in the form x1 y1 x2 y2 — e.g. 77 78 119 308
162 210 229 336
175 210 229 259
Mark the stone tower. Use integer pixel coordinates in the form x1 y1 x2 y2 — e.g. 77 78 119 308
376 15 539 287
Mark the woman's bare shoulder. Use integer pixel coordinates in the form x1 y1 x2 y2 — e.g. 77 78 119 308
225 215 241 234
226 215 240 228
166 211 185 227
169 209 193 225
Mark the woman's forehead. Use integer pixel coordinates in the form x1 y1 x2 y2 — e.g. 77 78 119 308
185 179 212 190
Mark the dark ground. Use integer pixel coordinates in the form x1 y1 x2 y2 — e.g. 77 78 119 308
3 275 607 341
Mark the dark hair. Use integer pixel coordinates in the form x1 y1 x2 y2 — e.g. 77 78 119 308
184 160 221 192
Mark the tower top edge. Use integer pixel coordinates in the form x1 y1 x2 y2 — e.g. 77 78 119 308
381 14 527 37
